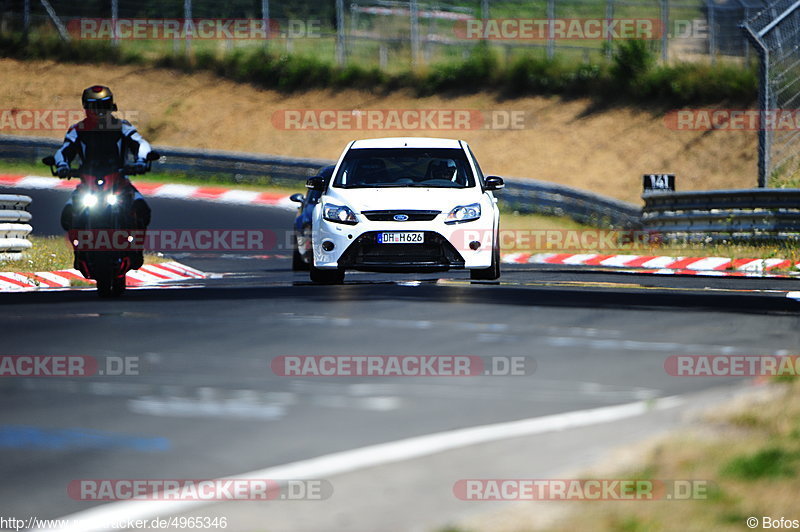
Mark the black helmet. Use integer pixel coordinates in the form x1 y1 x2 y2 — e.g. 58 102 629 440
82 85 117 111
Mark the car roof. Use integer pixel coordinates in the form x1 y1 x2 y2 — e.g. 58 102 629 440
349 137 464 150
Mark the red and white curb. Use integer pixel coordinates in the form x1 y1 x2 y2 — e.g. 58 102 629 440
0 174 295 210
0 261 205 291
502 252 800 278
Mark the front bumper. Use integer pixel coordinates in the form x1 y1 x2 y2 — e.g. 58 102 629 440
312 216 496 271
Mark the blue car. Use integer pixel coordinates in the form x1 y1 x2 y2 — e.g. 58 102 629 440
289 165 335 271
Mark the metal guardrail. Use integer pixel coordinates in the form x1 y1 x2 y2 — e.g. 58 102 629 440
501 178 642 229
0 134 643 229
0 134 332 186
642 189 800 241
0 194 33 260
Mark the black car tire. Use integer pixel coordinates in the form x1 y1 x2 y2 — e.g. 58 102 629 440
292 246 309 271
310 266 345 284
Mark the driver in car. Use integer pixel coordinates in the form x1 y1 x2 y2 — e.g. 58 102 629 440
427 159 458 182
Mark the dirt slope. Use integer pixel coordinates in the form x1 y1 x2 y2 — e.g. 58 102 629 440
0 58 757 204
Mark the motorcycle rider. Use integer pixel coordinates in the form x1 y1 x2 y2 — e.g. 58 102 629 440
55 85 152 268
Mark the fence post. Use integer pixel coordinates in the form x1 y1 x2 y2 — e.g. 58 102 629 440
111 0 118 46
707 0 716 65
605 0 614 60
184 0 192 56
336 0 345 65
23 0 30 39
546 0 554 59
660 0 668 63
410 0 420 66
759 49 771 187
742 22 770 187
261 0 269 45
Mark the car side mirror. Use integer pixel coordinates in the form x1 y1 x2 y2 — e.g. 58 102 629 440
485 176 504 190
42 156 55 166
146 151 161 162
289 193 305 203
306 176 326 191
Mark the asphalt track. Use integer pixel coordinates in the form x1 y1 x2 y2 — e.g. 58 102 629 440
1 186 799 530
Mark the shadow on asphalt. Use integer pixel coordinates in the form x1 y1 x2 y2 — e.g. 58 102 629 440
1 280 797 315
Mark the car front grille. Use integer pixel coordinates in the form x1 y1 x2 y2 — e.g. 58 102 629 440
338 231 464 271
361 210 441 222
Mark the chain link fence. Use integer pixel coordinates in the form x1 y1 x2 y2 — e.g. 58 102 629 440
0 0 765 66
743 0 800 188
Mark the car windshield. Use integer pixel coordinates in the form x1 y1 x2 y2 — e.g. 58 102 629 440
333 148 475 188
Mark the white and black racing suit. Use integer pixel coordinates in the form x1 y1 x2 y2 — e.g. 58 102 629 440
55 115 152 232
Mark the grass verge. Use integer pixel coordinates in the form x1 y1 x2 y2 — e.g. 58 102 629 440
531 379 800 532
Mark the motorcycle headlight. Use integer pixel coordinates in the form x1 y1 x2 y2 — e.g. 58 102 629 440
322 203 358 225
106 194 118 206
81 194 98 208
446 203 481 224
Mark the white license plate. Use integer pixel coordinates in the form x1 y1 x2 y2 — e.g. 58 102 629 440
377 232 424 244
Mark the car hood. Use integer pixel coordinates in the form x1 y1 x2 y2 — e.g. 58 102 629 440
323 187 483 212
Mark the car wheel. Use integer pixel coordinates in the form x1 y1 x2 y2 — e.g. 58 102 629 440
470 229 500 281
310 266 345 284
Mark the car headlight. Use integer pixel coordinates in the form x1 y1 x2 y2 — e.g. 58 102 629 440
445 203 481 224
322 203 358 225
106 194 118 206
81 194 98 208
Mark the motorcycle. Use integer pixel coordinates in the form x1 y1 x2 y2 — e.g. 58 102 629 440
42 151 161 297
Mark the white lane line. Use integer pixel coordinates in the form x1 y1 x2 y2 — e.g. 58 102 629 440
37 396 683 532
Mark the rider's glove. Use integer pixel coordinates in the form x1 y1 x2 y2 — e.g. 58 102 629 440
130 160 147 175
56 166 70 179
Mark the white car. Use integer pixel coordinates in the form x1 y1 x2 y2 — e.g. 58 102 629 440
306 137 504 284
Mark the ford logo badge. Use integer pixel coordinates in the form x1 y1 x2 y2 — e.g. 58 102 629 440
393 214 409 221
